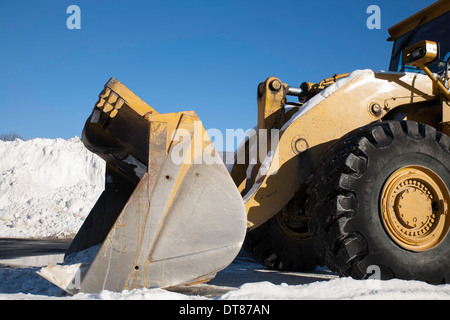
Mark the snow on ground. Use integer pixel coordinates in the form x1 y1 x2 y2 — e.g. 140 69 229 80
221 278 450 300
0 137 104 239
1 137 450 300
2 264 450 300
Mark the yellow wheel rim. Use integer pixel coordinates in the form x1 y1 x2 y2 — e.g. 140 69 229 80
381 166 450 252
276 210 310 241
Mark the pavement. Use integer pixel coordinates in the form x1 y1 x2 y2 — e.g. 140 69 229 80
0 238 71 267
0 239 338 297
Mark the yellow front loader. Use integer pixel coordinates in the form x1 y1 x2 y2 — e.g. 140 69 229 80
39 0 450 292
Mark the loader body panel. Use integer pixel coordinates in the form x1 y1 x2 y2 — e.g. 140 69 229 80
241 70 436 230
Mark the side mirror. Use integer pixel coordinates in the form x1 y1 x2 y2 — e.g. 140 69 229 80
403 40 449 100
404 40 438 67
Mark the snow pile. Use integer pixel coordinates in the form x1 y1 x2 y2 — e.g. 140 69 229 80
0 137 105 239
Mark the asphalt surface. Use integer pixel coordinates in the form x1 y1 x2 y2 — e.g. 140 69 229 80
0 238 71 267
0 239 337 297
0 238 71 259
169 250 337 298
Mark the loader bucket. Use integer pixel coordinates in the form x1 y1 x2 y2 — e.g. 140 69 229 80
38 78 247 294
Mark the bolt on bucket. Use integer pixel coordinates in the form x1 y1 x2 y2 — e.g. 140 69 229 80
38 78 247 294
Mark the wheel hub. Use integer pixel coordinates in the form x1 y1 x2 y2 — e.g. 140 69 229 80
381 166 450 252
277 209 310 240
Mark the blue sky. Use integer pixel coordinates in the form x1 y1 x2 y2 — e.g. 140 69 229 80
0 0 436 149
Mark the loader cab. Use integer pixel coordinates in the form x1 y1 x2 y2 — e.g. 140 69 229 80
388 2 450 75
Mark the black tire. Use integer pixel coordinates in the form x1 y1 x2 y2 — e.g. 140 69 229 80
244 192 320 271
307 120 450 284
